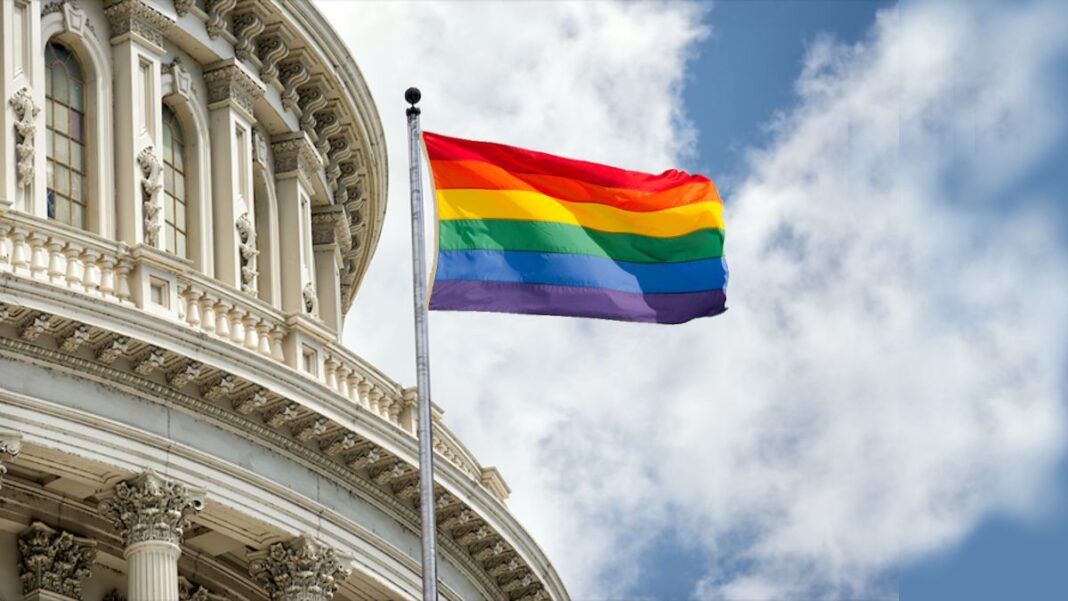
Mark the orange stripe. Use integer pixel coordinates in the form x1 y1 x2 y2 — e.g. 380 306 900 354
429 159 720 212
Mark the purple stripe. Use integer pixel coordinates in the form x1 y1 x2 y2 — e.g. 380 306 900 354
429 280 726 324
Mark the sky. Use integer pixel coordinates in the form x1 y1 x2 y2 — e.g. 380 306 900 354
317 1 1068 599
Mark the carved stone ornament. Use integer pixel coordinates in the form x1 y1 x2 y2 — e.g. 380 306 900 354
204 63 265 117
233 10 265 62
98 470 205 547
103 589 127 601
18 521 98 599
302 282 318 316
137 146 164 247
248 535 352 601
173 0 195 18
0 431 22 483
207 0 237 39
271 135 322 182
42 1 92 38
311 207 352 251
104 0 175 48
279 60 309 113
9 87 40 188
236 212 259 293
297 85 327 137
163 58 194 100
179 576 225 601
257 32 291 88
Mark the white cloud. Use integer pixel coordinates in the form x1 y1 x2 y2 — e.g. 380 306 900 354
320 1 1068 599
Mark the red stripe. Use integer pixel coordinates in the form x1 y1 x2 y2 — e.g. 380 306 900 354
424 131 711 193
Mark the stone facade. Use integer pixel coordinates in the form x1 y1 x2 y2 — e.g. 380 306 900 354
0 1 566 601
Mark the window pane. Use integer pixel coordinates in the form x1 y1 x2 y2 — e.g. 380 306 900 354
71 143 82 171
70 79 83 112
55 105 68 134
164 167 174 193
175 199 186 230
55 197 69 224
71 201 84 229
177 233 186 258
46 161 55 187
174 144 184 171
55 135 68 164
71 172 82 201
70 111 82 142
46 129 53 154
47 190 56 219
46 100 54 127
56 166 69 195
165 195 175 222
175 171 185 199
53 67 68 103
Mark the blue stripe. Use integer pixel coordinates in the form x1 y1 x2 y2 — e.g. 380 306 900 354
434 250 727 294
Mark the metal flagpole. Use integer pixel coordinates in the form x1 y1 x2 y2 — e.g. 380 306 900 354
405 87 439 601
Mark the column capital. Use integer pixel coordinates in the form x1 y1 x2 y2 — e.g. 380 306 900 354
272 132 323 187
248 535 352 601
104 0 175 52
204 60 266 122
18 521 98 600
311 206 351 252
99 470 205 548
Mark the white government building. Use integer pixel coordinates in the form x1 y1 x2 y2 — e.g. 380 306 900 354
0 1 569 600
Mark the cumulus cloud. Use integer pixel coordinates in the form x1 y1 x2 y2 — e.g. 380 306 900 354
320 1 1068 599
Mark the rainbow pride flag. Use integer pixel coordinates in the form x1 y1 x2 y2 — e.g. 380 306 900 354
424 132 727 324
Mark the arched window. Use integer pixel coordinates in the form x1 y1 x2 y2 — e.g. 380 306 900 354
162 104 188 258
45 41 88 229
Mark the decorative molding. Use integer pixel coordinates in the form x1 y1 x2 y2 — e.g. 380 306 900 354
59 324 92 352
137 146 163 247
96 336 130 364
278 60 309 114
163 58 194 100
257 29 291 88
0 431 22 485
43 1 93 38
311 206 351 252
178 576 226 601
252 128 269 166
233 387 268 414
173 0 195 18
248 535 352 601
99 470 205 547
133 348 166 375
236 212 259 294
17 521 98 599
104 0 175 49
302 283 318 317
271 134 322 183
206 0 237 39
204 63 266 118
9 87 39 188
297 84 327 139
20 313 51 341
232 9 265 63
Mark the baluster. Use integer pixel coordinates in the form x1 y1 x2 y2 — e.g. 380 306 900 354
336 365 351 399
229 307 246 344
82 249 102 296
256 321 272 356
368 388 383 416
11 228 30 275
200 294 217 332
215 301 232 339
177 287 188 322
99 255 117 300
185 288 202 327
115 258 133 304
29 232 49 280
324 357 338 391
347 372 360 404
63 243 84 291
0 225 11 272
47 238 66 285
270 326 286 362
356 376 370 409
243 313 258 350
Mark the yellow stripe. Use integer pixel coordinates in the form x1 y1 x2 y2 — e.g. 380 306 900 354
436 189 723 238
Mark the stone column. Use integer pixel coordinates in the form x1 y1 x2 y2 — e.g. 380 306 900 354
18 521 97 601
99 470 205 601
272 132 322 318
204 61 266 291
0 431 21 487
310 205 350 332
105 0 174 247
249 535 352 601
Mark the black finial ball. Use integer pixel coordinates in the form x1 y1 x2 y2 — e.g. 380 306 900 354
405 87 421 106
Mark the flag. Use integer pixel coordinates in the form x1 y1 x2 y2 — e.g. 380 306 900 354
424 132 727 324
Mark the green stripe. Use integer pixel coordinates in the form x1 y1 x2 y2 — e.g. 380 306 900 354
438 219 724 263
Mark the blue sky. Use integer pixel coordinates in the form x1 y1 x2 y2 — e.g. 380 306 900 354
325 1 1068 599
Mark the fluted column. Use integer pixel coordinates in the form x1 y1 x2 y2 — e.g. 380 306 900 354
99 470 205 601
0 431 21 488
249 535 352 601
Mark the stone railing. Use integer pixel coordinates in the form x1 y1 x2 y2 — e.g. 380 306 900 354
0 210 502 498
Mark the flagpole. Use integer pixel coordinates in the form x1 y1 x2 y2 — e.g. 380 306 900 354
405 87 439 600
